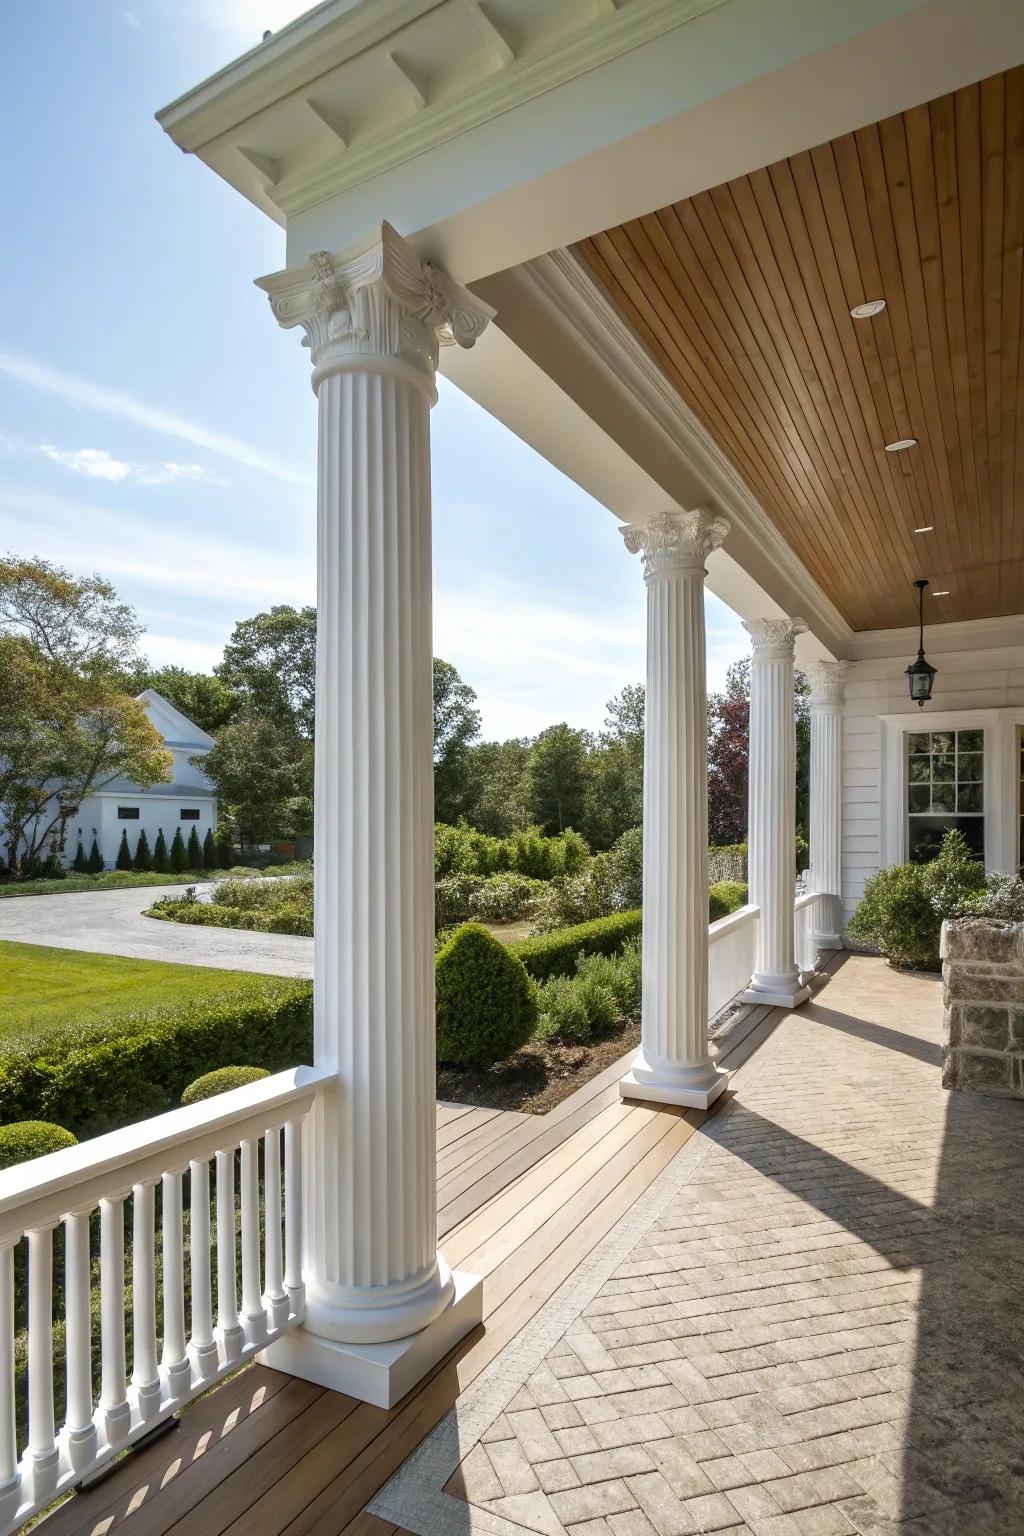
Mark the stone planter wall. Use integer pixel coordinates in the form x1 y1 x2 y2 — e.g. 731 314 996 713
941 916 1024 1098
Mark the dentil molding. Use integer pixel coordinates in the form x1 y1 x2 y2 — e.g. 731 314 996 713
742 617 807 656
256 221 495 388
621 509 729 581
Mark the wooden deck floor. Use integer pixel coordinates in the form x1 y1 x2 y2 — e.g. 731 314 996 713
40 975 835 1536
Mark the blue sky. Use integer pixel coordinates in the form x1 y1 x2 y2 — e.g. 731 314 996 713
0 0 747 740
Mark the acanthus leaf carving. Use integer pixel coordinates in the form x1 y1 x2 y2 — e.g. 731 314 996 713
620 510 729 580
742 617 808 655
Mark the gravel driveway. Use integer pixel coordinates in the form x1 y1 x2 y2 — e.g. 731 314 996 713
0 884 313 978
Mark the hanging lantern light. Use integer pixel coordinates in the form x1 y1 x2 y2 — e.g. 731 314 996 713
905 578 937 708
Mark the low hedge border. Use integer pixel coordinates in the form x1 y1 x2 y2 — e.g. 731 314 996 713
510 911 643 981
0 984 313 1139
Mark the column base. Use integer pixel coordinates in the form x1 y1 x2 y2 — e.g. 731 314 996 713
619 1063 728 1110
811 930 844 951
257 1269 482 1409
742 976 811 1009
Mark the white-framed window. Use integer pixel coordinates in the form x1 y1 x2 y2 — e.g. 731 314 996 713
881 708 1024 873
905 727 984 863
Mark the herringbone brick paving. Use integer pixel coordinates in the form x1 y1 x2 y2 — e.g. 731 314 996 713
449 956 1024 1536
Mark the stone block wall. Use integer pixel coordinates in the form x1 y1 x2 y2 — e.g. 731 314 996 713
941 917 1024 1098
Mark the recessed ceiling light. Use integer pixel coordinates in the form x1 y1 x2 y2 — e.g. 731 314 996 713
914 525 934 533
850 299 886 318
885 438 918 452
932 589 950 597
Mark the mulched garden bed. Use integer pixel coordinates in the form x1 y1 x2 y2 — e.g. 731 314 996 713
436 1019 640 1114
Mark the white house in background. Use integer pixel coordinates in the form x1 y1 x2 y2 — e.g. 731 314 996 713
66 689 217 870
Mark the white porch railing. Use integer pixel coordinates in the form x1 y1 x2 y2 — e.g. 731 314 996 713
707 903 760 1020
794 890 827 978
0 1066 329 1535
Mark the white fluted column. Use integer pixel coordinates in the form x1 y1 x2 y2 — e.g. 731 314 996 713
255 223 493 1408
619 511 730 1110
742 618 811 1009
806 660 846 950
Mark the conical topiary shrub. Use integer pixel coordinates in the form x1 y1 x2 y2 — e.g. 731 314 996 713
435 923 538 1068
186 825 203 869
202 828 217 870
134 829 153 871
72 841 88 874
215 826 234 869
115 830 134 871
170 828 189 873
152 829 169 874
86 838 103 875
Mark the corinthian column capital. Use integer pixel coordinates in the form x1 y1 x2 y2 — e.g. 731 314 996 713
742 617 808 657
621 509 729 581
805 659 847 708
256 221 495 393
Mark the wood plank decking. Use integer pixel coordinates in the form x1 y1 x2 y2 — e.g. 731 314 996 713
40 969 837 1536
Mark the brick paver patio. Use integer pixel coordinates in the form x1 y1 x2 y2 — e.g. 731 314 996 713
446 956 1024 1536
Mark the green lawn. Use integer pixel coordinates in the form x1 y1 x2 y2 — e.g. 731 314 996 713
0 940 291 1040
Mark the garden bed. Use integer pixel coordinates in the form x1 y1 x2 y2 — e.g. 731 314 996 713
437 1017 641 1113
0 864 305 899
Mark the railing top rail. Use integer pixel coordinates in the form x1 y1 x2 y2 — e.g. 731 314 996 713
0 1065 331 1237
708 902 760 940
794 890 825 911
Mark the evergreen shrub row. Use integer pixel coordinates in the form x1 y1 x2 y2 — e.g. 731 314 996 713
82 824 233 876
0 984 313 1138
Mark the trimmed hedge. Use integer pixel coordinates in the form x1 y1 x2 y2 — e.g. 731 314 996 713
436 924 538 1067
182 1065 270 1105
510 910 643 981
709 880 749 922
0 1121 77 1170
0 984 313 1139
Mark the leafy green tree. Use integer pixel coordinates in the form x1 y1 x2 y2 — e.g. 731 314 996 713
527 724 592 834
202 828 217 870
201 713 309 847
86 838 103 875
72 841 88 874
134 829 153 871
186 825 203 868
115 830 134 871
152 829 169 873
0 559 172 875
170 828 189 873
433 659 482 823
217 605 316 737
462 739 532 837
706 659 811 845
134 665 237 735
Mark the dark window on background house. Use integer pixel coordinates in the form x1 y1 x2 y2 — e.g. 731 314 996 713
906 729 984 863
117 807 140 820
180 809 201 820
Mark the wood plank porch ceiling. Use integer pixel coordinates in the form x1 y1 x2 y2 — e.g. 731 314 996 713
575 66 1024 632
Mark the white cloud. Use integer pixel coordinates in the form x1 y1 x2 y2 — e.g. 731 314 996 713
0 351 312 489
37 445 224 488
39 446 133 482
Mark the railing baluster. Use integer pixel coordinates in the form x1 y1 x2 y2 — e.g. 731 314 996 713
215 1148 243 1365
63 1208 97 1473
188 1158 219 1381
161 1170 191 1404
132 1181 161 1424
26 1225 59 1501
263 1127 287 1331
284 1119 304 1317
0 1240 20 1510
99 1196 131 1448
240 1139 266 1345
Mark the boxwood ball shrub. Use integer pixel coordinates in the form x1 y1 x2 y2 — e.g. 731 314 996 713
0 1121 77 1170
708 881 749 921
848 828 985 971
436 924 538 1067
181 1065 270 1105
